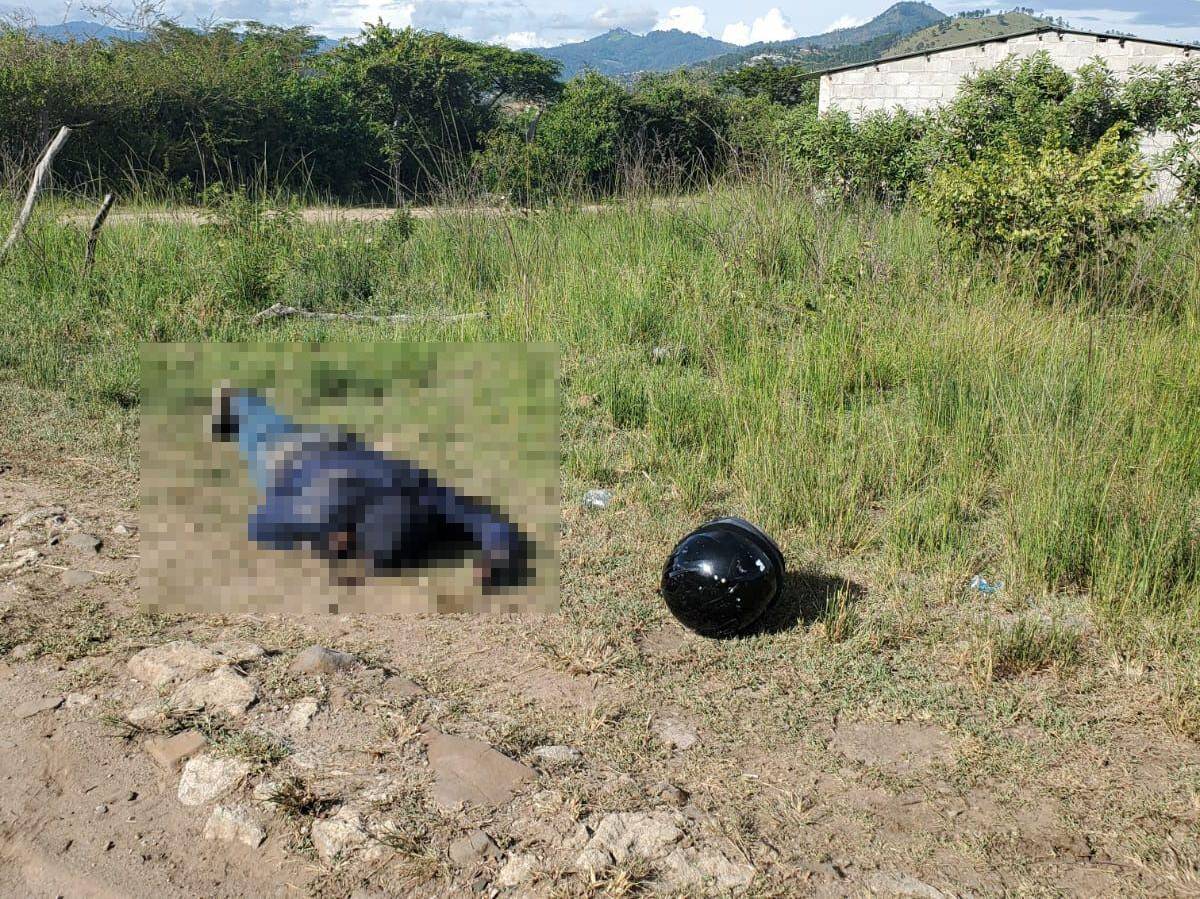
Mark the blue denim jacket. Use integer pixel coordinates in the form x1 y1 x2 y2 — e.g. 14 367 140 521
225 391 531 588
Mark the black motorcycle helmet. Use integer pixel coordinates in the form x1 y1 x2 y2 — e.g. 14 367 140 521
659 517 786 638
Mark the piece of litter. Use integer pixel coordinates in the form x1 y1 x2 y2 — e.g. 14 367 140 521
969 575 1005 594
583 489 613 510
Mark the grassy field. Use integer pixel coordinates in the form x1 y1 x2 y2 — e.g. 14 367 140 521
3 184 1198 688
2 180 1200 893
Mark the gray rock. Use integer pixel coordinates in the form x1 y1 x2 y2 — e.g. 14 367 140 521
574 811 684 873
177 754 251 806
532 745 583 766
661 846 755 892
448 829 500 868
423 729 535 811
127 641 221 688
310 807 369 863
65 692 94 710
7 643 37 662
653 782 690 806
251 780 282 803
210 640 266 664
289 645 356 675
863 872 949 898
112 523 135 536
652 718 699 751
169 666 258 717
287 697 320 731
11 507 64 530
496 852 539 888
204 805 266 848
61 569 96 588
145 730 208 772
14 695 63 719
65 533 102 554
126 703 167 728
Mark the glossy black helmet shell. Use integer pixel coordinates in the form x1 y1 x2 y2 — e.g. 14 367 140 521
660 517 785 638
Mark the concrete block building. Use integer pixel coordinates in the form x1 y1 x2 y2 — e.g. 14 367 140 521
813 26 1198 200
817 27 1197 117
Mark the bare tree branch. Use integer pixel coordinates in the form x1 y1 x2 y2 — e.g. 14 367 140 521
0 126 73 267
83 192 116 273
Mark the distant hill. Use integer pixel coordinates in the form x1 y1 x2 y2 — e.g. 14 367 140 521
29 20 146 42
22 19 341 51
886 11 1049 56
700 2 948 71
531 28 737 78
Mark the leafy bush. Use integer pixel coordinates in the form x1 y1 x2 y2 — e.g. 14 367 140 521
776 105 931 200
921 126 1152 268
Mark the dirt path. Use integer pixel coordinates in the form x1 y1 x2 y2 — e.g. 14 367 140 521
2 457 1199 897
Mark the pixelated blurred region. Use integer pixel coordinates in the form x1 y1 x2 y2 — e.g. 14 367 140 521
139 343 559 615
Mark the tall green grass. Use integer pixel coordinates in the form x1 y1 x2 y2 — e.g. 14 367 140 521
1 177 1198 679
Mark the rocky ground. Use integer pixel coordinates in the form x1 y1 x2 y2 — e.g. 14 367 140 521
1 458 1199 897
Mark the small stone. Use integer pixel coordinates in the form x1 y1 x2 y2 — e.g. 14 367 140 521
310 807 369 863
449 829 500 868
210 640 266 664
251 780 281 802
204 805 267 848
382 676 422 699
14 695 64 719
169 666 258 717
289 645 356 675
8 643 37 662
11 506 64 530
652 718 699 751
94 804 108 814
287 698 320 731
662 846 755 892
574 811 684 873
532 745 583 766
127 641 221 688
126 703 166 728
653 782 690 806
65 533 102 554
1 548 40 571
61 569 96 588
145 730 208 772
496 852 539 888
112 524 135 536
423 729 536 810
65 693 94 710
177 754 251 806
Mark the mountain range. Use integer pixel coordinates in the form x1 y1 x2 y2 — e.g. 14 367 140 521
534 2 950 77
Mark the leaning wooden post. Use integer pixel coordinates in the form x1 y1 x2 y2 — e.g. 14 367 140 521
0 125 73 267
83 192 116 274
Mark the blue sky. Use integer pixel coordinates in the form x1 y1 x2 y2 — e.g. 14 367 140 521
5 0 1195 47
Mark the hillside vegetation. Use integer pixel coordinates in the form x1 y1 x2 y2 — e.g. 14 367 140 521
888 11 1050 56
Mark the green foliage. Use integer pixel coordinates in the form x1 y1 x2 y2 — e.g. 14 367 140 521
921 127 1152 269
319 25 560 198
776 105 931 200
717 62 817 107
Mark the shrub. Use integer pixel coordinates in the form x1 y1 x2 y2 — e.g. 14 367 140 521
776 105 931 200
920 126 1153 269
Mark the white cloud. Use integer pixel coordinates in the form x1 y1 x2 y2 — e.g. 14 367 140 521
826 14 866 31
495 29 542 48
592 4 658 31
654 5 708 35
321 0 414 35
720 7 796 44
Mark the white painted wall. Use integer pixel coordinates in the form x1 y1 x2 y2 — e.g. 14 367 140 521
819 31 1195 117
817 31 1197 201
